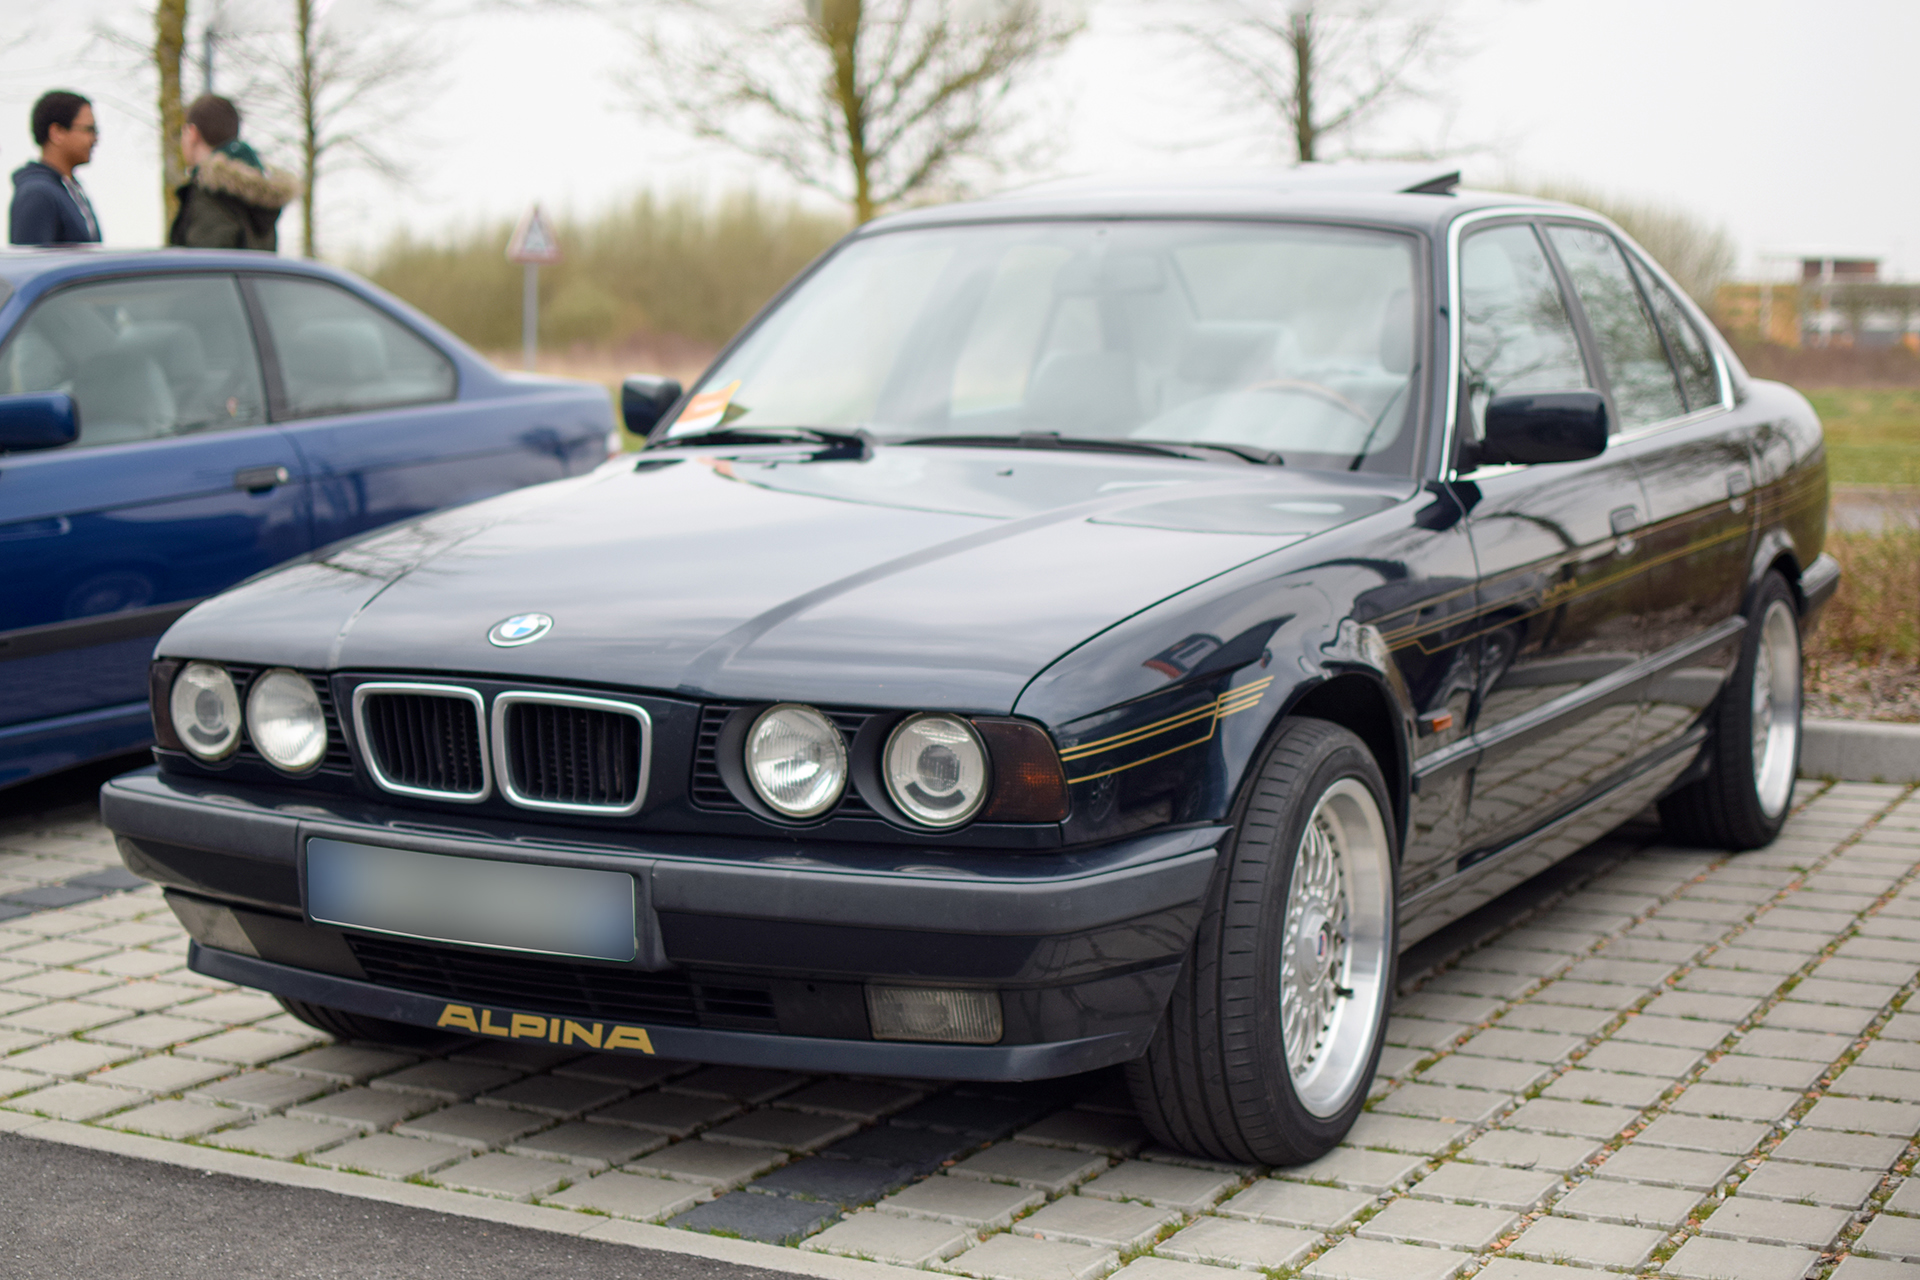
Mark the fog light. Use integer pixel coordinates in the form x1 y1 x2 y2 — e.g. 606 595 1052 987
866 985 1003 1044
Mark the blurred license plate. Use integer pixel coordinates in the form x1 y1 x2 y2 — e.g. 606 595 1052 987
306 838 637 962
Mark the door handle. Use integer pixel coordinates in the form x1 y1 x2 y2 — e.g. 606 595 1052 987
234 465 290 493
1727 471 1752 514
1609 505 1640 555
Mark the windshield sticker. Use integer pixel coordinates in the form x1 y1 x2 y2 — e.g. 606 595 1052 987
672 380 742 433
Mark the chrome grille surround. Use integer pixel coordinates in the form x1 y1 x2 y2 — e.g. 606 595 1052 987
351 682 491 803
491 691 651 816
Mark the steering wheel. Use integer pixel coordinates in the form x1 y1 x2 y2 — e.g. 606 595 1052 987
1244 379 1373 426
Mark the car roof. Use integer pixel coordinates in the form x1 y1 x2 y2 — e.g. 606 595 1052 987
863 165 1571 236
0 247 344 292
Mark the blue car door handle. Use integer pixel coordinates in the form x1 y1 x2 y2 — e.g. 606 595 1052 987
234 465 291 493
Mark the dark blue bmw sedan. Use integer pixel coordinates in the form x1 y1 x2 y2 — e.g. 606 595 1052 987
0 249 617 790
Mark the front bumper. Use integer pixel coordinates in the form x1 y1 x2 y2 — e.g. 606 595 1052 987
103 769 1224 1079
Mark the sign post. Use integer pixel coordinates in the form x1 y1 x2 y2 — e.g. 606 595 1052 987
505 205 562 371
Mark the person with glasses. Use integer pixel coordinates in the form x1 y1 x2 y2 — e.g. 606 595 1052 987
11 90 102 246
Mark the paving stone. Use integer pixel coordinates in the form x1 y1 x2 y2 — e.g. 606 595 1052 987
1301 1236 1471 1280
1015 1110 1148 1157
172 991 284 1023
1738 1160 1880 1207
1 1082 143 1120
1455 1028 1585 1064
1408 1160 1559 1210
1135 1147 1262 1179
1885 1014 1920 1042
1216 1180 1373 1231
1419 967 1536 1000
1507 1215 1664 1269
368 1060 520 1101
1373 1083 1506 1124
816 1124 972 1174
86 1013 221 1050
776 1079 923 1120
1668 1081 1797 1123
626 1137 786 1189
99 1098 238 1140
1396 992 1502 1024
1475 1260 1610 1280
667 1190 838 1245
542 1169 705 1221
945 1232 1117 1280
1703 1196 1850 1249
873 1169 1046 1232
309 1132 464 1179
1700 1055 1826 1090
1457 1129 1602 1174
662 1065 807 1104
1818 957 1916 985
1643 990 1765 1022
1386 1017 1469 1051
202 1116 352 1159
84 950 185 978
1374 1046 1426 1080
1535 980 1641 1010
1711 946 1810 975
1857 1042 1920 1071
1634 1113 1771 1155
432 1151 572 1201
1563 957 1676 989
1459 947 1571 978
1342 1113 1467 1155
0 1066 50 1097
586 1091 740 1137
1541 1068 1669 1108
187 1069 329 1112
268 1045 417 1084
1155 1216 1317 1271
0 969 119 999
6 941 115 969
1502 1098 1638 1140
1679 967 1784 997
750 1155 917 1208
892 1093 1052 1139
393 1102 550 1151
1891 1179 1920 1215
1740 927 1836 954
700 1108 861 1152
1838 938 1920 966
1076 1159 1239 1212
1804 1096 1920 1135
1275 1146 1425 1192
287 1086 437 1132
552 1055 694 1089
1738 1028 1856 1062
1552 1178 1699 1227
1833 1256 1920 1280
1417 1055 1552 1094
1856 1214 1920 1262
1612 1014 1734 1050
1767 1001 1879 1036
1593 1149 1735 1199
175 1027 315 1067
5 1039 135 1079
1835 1066 1920 1105
803 1211 970 1265
2 999 130 1035
1577 1040 1704 1078
505 1120 666 1169
1770 1128 1908 1170
1015 1196 1181 1251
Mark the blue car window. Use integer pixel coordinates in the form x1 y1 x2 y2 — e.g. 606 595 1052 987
251 276 455 418
0 273 267 448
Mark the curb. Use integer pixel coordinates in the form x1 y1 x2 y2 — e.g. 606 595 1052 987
1801 717 1920 784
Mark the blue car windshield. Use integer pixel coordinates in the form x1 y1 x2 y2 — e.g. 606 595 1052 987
667 220 1421 475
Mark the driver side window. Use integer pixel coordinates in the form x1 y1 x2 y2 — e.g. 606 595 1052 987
1458 224 1590 457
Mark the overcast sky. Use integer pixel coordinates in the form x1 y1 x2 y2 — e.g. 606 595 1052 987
2 0 1913 277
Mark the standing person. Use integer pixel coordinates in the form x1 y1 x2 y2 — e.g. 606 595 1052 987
10 90 101 246
169 95 298 252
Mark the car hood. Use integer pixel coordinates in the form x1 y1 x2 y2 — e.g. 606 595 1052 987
164 446 1406 711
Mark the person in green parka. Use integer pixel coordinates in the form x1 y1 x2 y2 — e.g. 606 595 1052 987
168 94 299 252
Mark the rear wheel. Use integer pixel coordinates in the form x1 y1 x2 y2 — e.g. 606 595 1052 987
1126 718 1396 1165
1659 571 1802 849
276 997 459 1050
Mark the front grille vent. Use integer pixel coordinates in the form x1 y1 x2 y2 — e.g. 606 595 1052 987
355 686 488 800
690 703 875 818
347 936 778 1031
499 696 646 813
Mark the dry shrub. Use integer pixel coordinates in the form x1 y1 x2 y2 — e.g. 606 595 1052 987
1501 179 1736 307
1809 525 1920 667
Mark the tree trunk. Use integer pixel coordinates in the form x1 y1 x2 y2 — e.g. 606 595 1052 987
296 0 319 257
1290 8 1314 163
816 0 874 223
155 0 190 233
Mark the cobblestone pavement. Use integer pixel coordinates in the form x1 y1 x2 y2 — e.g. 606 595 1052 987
2 780 1918 1280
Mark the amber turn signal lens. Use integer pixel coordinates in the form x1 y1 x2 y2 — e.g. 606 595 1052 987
973 718 1069 823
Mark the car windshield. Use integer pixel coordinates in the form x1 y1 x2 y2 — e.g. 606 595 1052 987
666 219 1422 474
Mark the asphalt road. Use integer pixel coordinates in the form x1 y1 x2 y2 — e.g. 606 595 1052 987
0 1130 803 1280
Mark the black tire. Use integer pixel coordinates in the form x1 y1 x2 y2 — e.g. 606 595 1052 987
1659 571 1803 850
276 997 461 1050
1126 717 1397 1165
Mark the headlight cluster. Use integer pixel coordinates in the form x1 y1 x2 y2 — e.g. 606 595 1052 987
733 704 1064 829
163 662 327 774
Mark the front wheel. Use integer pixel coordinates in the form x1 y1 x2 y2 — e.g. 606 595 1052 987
1659 571 1803 849
1126 718 1396 1165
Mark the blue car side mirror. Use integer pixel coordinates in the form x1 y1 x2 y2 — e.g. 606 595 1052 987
0 392 79 452
621 375 683 438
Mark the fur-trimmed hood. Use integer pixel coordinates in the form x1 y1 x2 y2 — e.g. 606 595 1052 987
192 151 300 210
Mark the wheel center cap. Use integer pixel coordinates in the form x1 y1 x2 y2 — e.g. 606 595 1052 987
1296 909 1332 977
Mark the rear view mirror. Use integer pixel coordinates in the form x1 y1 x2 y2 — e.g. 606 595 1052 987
0 392 79 452
1480 391 1608 465
621 375 683 438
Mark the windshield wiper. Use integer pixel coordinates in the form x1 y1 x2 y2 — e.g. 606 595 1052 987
650 426 873 454
902 432 1282 465
1135 438 1284 466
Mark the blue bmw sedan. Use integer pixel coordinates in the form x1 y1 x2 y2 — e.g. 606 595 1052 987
0 249 616 790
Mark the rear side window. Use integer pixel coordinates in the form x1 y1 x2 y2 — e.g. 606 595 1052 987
0 273 267 448
1627 255 1721 413
1458 223 1589 445
1545 225 1687 431
251 276 455 418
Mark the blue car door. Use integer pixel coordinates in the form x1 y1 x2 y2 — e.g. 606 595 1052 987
0 271 308 783
244 273 592 547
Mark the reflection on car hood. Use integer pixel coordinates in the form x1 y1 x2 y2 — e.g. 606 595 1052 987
164 446 1405 710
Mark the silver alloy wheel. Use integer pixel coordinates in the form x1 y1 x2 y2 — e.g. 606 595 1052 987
1279 777 1393 1118
1751 598 1802 820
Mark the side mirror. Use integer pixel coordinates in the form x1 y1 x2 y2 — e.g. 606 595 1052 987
1480 391 1608 465
0 392 79 452
621 375 683 438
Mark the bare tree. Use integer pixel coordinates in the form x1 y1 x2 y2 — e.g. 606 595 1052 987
155 0 190 225
631 0 1081 224
1516 180 1738 307
1181 0 1453 163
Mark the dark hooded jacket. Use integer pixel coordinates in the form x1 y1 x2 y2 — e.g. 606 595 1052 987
168 143 300 252
9 160 101 245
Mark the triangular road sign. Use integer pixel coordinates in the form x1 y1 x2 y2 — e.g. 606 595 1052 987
507 205 562 264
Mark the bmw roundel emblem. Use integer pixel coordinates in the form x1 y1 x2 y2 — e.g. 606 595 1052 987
487 613 553 647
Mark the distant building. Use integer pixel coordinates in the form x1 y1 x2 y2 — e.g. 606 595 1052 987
1716 253 1920 350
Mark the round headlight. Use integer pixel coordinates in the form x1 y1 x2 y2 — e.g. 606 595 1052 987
745 704 847 819
246 668 328 773
170 662 241 761
884 714 989 828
